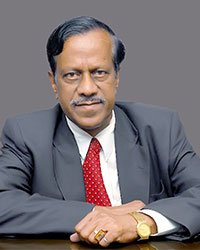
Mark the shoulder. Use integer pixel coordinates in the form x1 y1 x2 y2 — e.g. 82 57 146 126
115 101 179 130
4 104 60 127
116 100 176 116
115 102 184 149
2 104 62 141
116 101 175 116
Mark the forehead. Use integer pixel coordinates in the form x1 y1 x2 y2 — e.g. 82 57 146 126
55 29 114 70
65 29 112 50
61 29 112 57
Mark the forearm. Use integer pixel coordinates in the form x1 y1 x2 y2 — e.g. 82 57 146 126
144 196 199 240
0 190 94 235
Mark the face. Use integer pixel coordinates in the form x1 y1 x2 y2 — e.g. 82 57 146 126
49 29 119 136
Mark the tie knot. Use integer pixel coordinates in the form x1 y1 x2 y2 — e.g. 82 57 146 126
90 138 101 153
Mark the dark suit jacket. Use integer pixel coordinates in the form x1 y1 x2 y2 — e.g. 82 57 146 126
0 102 200 240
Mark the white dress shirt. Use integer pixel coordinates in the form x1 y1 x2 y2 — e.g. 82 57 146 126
66 112 178 236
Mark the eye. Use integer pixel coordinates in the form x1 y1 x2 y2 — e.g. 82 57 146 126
92 70 109 81
63 71 80 81
93 70 108 77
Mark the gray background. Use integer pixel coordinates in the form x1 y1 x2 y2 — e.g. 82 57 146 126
0 0 200 153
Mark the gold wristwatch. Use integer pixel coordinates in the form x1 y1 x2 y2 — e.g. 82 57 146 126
129 211 151 240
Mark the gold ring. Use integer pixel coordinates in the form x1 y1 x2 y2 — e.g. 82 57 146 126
94 229 107 242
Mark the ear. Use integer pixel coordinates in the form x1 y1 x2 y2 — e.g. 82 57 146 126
115 71 120 88
48 71 58 99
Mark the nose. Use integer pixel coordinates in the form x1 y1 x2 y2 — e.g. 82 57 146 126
77 72 98 96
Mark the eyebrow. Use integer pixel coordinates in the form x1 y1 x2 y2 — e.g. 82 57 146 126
59 66 110 74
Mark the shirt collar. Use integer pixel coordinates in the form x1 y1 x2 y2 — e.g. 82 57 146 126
66 111 116 162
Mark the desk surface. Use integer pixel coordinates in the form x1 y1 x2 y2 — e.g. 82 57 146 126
0 239 200 250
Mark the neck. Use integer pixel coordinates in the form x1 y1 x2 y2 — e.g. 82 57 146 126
83 114 113 137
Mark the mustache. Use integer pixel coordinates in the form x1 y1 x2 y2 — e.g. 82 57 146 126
70 96 106 106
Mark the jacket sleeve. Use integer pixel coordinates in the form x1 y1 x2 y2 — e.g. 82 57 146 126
145 112 200 240
0 118 94 235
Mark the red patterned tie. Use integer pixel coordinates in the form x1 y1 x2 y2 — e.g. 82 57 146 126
82 138 111 206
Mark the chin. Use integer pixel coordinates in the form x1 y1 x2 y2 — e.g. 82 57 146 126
78 121 104 136
73 113 111 134
80 122 101 131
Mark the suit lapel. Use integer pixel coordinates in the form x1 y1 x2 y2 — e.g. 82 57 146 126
52 106 150 204
114 106 150 204
52 111 86 201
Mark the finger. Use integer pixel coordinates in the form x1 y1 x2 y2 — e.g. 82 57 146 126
87 229 101 244
75 221 98 243
99 231 113 247
75 211 115 244
70 233 81 242
70 232 92 245
75 210 95 232
100 236 110 247
75 210 104 241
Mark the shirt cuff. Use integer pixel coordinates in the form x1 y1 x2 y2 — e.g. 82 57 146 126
141 209 180 236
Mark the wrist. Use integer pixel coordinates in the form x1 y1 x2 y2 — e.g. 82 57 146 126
129 211 157 240
139 212 157 234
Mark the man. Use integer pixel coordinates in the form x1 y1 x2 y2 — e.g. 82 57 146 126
0 16 200 247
